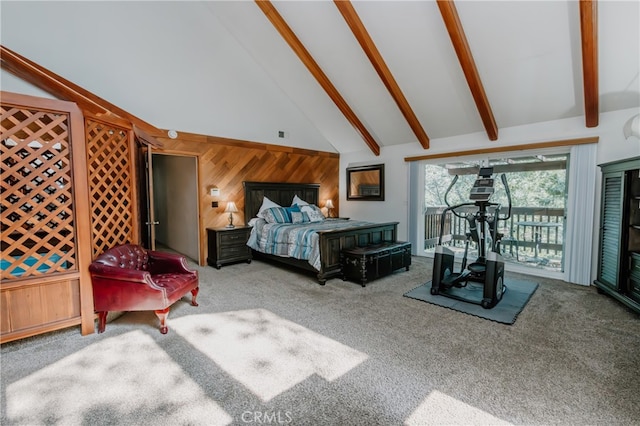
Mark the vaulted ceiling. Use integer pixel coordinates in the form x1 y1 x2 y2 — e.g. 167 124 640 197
1 1 638 155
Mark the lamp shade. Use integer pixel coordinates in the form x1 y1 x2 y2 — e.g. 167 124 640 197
225 201 238 213
325 199 334 209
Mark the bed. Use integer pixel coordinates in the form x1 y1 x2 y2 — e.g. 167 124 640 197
243 181 399 284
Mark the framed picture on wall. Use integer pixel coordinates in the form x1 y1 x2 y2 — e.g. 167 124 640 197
346 164 384 201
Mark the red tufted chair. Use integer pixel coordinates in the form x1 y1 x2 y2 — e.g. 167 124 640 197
89 244 199 334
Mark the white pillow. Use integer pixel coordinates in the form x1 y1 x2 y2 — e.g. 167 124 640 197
248 217 265 227
301 204 325 222
257 196 281 218
292 194 309 207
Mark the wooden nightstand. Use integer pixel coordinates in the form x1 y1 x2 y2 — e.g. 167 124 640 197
207 226 252 269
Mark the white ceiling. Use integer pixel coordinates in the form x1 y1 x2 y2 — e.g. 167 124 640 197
1 1 638 155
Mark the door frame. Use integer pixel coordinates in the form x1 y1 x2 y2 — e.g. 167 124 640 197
415 147 571 280
150 151 201 264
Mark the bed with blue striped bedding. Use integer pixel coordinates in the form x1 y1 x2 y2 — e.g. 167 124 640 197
247 218 372 270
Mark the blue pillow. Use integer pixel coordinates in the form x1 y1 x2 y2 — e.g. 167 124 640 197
284 205 301 221
263 207 291 224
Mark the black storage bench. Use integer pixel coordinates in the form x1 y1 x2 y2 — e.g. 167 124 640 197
341 241 411 287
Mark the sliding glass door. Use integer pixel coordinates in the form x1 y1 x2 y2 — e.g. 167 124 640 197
421 153 568 274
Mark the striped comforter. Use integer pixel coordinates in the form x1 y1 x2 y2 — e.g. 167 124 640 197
247 218 372 270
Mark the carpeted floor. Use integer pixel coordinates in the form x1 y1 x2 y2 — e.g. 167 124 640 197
1 255 639 425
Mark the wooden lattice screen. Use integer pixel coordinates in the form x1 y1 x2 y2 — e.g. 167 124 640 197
1 92 94 342
1 107 77 280
85 118 138 257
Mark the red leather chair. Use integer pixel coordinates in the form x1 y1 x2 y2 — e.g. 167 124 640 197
89 244 199 334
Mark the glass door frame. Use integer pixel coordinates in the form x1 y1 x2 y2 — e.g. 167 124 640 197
414 147 570 280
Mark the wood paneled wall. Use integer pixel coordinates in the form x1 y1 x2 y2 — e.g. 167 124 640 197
156 132 340 265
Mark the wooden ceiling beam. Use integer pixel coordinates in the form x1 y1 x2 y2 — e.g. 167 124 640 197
255 0 380 156
580 0 599 128
334 0 430 149
436 0 499 141
0 45 163 138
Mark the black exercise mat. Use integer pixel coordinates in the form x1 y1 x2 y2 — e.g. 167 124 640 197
404 279 539 325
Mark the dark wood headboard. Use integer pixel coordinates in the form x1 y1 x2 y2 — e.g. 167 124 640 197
243 182 320 220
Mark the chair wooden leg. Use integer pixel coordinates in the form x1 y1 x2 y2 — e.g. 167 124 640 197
97 311 108 333
155 307 170 334
190 286 199 306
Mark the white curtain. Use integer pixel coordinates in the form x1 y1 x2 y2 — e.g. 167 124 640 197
408 161 424 256
564 143 598 285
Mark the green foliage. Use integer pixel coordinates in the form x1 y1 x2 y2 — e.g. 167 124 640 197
424 165 566 209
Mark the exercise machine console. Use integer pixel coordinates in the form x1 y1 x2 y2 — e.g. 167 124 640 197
430 166 512 309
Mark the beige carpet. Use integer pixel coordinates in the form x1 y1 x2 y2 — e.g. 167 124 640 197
2 255 639 425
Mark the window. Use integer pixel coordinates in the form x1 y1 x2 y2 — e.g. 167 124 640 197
422 154 568 273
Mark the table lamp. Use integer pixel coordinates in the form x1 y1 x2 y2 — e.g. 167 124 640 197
325 199 334 218
225 201 238 228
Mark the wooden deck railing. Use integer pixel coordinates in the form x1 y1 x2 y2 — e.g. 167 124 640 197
424 206 565 261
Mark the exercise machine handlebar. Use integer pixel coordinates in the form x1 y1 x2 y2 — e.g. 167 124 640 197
500 173 512 221
444 175 458 208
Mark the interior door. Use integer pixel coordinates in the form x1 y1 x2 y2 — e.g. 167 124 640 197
152 153 200 262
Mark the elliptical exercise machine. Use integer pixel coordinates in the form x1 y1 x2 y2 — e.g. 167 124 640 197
430 166 512 309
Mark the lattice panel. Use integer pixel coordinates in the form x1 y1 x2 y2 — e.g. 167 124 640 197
1 106 77 280
85 119 134 257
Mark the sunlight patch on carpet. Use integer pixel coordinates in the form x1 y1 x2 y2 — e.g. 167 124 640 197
405 390 512 425
171 309 369 402
6 330 232 425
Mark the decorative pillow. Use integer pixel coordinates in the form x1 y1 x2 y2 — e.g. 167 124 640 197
291 211 310 224
292 195 309 207
263 206 291 224
300 204 325 222
284 204 301 220
257 196 281 218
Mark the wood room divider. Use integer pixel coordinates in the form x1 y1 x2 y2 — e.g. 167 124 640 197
1 93 142 343
1 92 95 342
84 114 139 257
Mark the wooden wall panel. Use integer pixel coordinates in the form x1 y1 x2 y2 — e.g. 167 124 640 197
0 278 91 342
156 132 340 265
0 291 9 334
4 280 80 329
40 279 81 322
